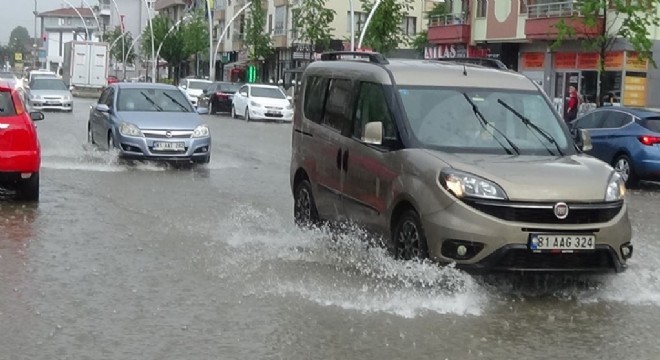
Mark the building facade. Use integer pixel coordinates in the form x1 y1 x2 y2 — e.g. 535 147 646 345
426 0 660 109
38 8 100 72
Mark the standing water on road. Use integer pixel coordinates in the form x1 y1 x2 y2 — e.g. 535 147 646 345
1 99 660 359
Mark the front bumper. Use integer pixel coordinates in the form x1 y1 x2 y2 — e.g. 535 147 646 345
423 199 632 273
248 106 293 122
30 99 73 111
113 133 211 161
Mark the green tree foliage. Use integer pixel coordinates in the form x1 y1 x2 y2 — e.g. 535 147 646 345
244 0 273 62
141 15 185 80
8 26 31 53
552 0 660 103
411 30 428 56
360 0 413 54
293 0 336 56
102 27 136 64
181 13 209 57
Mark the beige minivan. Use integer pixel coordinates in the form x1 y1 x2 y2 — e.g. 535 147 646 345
290 51 632 273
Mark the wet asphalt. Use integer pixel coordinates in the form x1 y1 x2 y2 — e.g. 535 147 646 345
1 98 660 359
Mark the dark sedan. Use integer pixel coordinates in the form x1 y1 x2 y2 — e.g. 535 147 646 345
197 82 243 114
569 106 660 187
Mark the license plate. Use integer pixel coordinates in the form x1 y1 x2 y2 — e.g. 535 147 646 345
529 234 596 251
153 141 185 151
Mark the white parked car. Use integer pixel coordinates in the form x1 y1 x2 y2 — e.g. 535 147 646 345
231 84 293 122
178 78 211 108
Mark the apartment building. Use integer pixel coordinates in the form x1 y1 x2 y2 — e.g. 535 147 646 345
212 0 431 83
426 0 660 108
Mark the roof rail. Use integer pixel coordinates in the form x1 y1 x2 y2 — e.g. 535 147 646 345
319 51 389 65
431 57 508 70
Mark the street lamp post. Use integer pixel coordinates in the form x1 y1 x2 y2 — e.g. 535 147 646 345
357 0 382 50
349 0 355 51
33 0 38 69
80 0 102 39
124 33 142 67
206 0 215 81
106 0 127 79
212 2 251 65
140 0 155 83
60 0 91 40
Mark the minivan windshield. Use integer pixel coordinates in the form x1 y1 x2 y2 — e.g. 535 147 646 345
398 86 572 155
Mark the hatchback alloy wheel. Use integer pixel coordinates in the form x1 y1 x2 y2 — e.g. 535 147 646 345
615 157 630 182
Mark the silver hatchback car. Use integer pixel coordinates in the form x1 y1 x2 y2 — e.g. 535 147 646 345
290 52 632 273
87 83 211 163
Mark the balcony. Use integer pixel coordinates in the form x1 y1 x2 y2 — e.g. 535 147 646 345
525 1 604 40
274 0 289 6
154 0 185 11
99 3 111 16
273 27 287 48
426 13 470 44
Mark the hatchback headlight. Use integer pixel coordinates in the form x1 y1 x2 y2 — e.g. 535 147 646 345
286 103 293 110
118 122 143 137
440 169 508 200
605 171 626 201
250 101 261 107
192 124 210 138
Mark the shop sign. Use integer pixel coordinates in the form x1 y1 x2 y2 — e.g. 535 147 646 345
424 44 468 59
521 52 544 69
554 52 577 69
577 52 599 69
292 42 312 60
623 75 647 107
625 52 649 71
604 51 624 70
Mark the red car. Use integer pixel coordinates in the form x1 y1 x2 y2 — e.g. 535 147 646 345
107 75 120 86
0 83 45 201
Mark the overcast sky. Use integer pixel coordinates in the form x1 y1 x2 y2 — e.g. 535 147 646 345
0 0 68 45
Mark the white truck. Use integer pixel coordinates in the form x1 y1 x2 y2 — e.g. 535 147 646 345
62 41 109 91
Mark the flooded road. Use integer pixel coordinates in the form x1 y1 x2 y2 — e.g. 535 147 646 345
1 98 660 359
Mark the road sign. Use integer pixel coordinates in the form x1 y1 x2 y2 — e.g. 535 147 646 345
14 52 23 61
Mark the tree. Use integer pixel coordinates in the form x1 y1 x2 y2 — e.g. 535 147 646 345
142 15 186 81
411 2 448 57
293 0 336 58
359 0 414 54
8 26 31 54
102 27 136 65
181 13 209 58
244 0 272 63
552 0 660 105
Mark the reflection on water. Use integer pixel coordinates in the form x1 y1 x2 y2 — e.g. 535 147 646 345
0 203 40 245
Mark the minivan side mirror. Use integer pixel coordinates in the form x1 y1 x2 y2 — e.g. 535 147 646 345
362 121 383 145
580 129 592 152
95 103 111 113
29 111 45 121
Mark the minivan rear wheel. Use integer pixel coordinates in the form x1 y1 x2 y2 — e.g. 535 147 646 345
294 179 319 228
394 210 429 261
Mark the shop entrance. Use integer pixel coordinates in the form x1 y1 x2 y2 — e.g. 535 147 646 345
554 71 580 117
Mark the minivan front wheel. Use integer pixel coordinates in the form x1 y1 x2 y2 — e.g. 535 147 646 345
394 210 429 261
294 179 319 228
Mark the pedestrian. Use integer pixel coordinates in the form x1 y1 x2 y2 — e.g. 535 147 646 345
564 86 579 122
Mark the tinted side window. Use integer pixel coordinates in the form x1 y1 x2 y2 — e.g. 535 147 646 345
640 117 660 132
576 112 603 129
238 85 248 95
303 76 329 123
104 88 115 107
602 111 631 128
322 79 353 132
353 82 396 141
0 92 16 116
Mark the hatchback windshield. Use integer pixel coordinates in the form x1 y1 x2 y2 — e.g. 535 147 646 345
398 86 571 155
117 88 193 112
219 83 241 93
251 87 285 99
187 81 210 90
31 79 68 91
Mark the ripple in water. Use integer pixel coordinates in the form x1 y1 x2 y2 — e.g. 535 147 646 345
209 205 487 318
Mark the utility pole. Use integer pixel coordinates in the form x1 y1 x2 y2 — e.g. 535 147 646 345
33 0 38 69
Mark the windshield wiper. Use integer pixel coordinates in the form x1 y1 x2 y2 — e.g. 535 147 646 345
496 99 564 156
462 93 520 155
163 92 189 112
140 91 163 111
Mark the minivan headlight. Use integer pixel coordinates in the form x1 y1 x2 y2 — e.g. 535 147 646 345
118 122 143 137
192 124 210 138
440 169 508 200
605 171 626 201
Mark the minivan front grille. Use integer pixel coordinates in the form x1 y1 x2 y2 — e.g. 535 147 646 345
464 199 623 224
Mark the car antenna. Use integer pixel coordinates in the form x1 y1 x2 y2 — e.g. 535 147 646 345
463 63 468 76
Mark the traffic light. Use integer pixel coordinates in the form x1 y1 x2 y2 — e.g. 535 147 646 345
247 65 257 83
